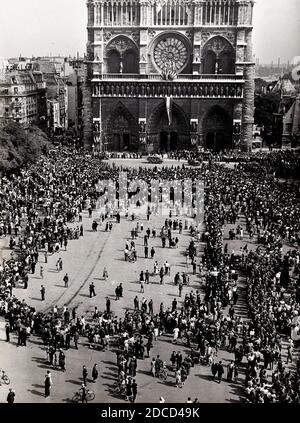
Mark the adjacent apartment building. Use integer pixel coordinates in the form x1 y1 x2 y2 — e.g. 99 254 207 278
0 67 47 126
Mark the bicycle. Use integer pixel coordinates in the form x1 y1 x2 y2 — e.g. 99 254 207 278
158 368 168 381
72 388 95 403
112 381 126 398
0 370 10 385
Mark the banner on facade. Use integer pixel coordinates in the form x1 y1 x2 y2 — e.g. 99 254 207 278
166 95 173 127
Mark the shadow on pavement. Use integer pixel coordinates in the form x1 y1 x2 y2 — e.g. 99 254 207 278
101 375 116 381
28 338 44 346
137 369 151 376
65 379 82 386
36 364 52 370
196 373 215 382
28 384 44 397
32 357 46 363
28 389 44 397
101 360 115 366
157 380 174 387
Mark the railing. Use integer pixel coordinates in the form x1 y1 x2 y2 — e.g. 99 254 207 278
94 73 244 82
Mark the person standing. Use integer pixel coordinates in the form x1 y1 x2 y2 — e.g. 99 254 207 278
172 298 177 312
134 296 139 310
40 285 45 301
103 267 108 281
89 282 96 297
82 365 88 385
63 273 69 288
5 323 10 342
178 281 183 297
145 269 150 284
44 371 52 397
132 379 137 403
151 358 156 377
72 307 77 321
150 247 155 259
126 377 133 402
159 267 164 285
175 369 182 388
115 285 120 300
74 331 79 350
173 326 179 344
7 388 15 403
217 361 224 383
227 361 234 382
59 350 66 372
92 364 99 382
24 274 28 289
146 338 152 358
164 261 170 275
40 266 44 279
80 384 87 403
148 299 153 315
211 360 218 379
144 235 148 246
192 260 197 275
106 297 111 313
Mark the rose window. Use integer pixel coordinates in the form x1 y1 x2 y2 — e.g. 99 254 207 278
153 37 188 73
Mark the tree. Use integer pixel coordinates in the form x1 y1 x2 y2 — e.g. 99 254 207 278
0 121 51 171
254 92 281 128
254 92 282 144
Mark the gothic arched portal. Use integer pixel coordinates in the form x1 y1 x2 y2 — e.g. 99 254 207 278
106 103 139 151
147 102 190 152
202 106 232 152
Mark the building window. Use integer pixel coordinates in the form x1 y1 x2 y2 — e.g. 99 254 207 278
285 123 292 132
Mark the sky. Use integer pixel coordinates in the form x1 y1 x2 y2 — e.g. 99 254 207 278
0 0 299 63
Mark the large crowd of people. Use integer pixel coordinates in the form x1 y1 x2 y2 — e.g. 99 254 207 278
0 146 299 403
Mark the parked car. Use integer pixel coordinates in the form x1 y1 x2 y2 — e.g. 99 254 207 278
188 159 201 166
147 154 163 164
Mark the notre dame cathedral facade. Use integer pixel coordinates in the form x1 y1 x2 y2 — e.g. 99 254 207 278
83 0 255 152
